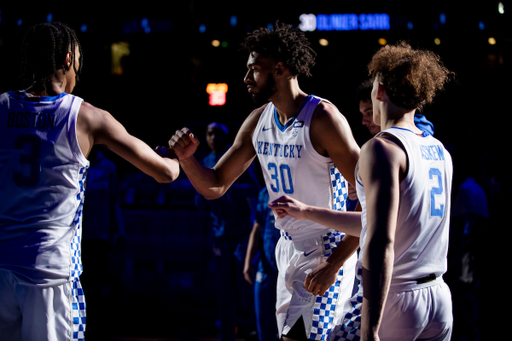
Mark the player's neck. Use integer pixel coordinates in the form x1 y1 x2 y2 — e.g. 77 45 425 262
382 109 421 133
26 72 67 97
272 82 308 125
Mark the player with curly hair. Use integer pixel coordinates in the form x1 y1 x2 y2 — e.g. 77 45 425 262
169 23 361 341
270 42 454 341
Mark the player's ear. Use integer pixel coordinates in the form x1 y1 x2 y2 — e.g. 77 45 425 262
275 62 285 77
63 51 73 71
375 82 386 101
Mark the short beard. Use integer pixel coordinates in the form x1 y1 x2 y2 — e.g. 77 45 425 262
251 74 276 106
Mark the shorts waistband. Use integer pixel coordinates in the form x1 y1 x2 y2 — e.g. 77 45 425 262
280 228 338 242
389 274 444 293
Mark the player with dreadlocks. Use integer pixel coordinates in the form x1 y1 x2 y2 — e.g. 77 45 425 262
0 22 179 341
169 22 360 341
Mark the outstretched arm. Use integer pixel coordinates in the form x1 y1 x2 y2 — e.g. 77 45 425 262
168 107 263 200
269 195 361 237
77 102 179 183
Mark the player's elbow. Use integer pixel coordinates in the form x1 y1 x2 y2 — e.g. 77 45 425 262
203 191 223 201
155 162 180 183
202 186 228 200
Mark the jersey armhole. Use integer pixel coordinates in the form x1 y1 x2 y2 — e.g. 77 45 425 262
379 132 410 181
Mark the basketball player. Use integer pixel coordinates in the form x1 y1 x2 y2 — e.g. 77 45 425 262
270 42 454 341
0 22 179 341
169 23 360 341
355 79 435 137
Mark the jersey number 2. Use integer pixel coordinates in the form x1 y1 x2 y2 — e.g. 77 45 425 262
429 168 444 217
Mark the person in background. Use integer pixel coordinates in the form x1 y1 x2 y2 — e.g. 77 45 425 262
195 122 259 341
244 186 280 341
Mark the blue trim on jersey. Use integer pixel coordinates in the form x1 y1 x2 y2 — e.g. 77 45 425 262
9 90 69 103
273 95 312 132
389 126 429 138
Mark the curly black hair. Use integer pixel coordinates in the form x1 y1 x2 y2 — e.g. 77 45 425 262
240 22 316 77
368 41 452 111
20 22 82 93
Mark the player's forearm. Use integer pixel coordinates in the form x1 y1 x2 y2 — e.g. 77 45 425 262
361 238 394 340
303 207 362 237
160 158 180 183
326 234 359 269
244 223 261 269
179 156 227 199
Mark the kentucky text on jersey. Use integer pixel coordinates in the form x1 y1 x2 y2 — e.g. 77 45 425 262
257 140 303 158
419 144 445 161
7 111 55 130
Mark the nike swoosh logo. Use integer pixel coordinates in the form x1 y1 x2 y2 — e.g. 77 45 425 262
262 127 273 131
304 249 316 257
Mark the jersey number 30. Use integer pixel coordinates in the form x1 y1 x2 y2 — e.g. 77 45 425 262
268 162 294 194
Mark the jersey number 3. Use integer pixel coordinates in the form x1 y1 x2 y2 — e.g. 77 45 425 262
13 134 42 187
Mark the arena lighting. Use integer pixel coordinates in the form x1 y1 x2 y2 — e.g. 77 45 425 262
319 38 329 46
378 38 387 45
207 83 228 106
439 13 446 25
488 37 497 45
111 42 130 76
299 13 390 32
212 40 220 47
434 38 441 45
499 2 505 14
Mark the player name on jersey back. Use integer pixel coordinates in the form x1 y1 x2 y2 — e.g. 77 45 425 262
6 111 56 130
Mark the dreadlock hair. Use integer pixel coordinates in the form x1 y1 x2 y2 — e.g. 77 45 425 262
240 22 316 77
368 41 452 111
20 22 83 93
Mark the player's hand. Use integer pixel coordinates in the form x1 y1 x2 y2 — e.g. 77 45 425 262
168 127 200 160
243 262 255 285
268 195 309 220
305 261 339 296
154 146 178 159
348 183 358 201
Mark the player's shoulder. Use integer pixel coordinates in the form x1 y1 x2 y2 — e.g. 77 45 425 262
311 98 349 136
242 103 269 132
78 101 113 121
77 101 114 131
312 98 344 121
248 103 269 119
361 135 406 167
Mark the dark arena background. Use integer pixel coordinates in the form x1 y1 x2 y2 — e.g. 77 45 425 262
0 2 508 340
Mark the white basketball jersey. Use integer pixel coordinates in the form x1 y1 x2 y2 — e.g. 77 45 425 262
0 90 89 286
252 95 349 242
356 127 453 284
